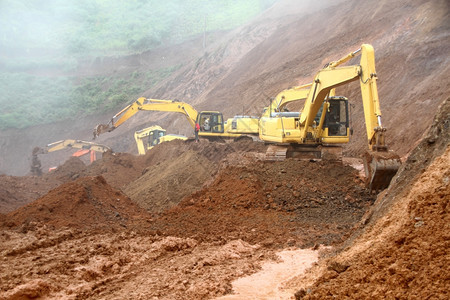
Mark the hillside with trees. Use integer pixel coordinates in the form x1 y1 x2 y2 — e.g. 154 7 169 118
0 0 275 129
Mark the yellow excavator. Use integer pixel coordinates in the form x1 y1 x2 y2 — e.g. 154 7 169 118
259 44 401 191
93 99 259 140
31 139 112 175
134 125 187 155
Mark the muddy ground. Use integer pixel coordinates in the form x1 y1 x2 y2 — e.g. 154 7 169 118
1 136 378 299
0 0 449 299
0 98 448 299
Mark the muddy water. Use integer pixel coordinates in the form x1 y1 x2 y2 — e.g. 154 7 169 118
216 248 318 299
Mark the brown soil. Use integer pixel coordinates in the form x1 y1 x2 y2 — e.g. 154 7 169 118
0 135 377 299
0 175 62 214
300 148 449 299
288 97 450 299
0 0 449 299
124 150 216 214
4 176 151 231
152 159 374 247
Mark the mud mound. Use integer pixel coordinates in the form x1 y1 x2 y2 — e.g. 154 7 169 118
300 147 449 299
151 159 375 247
81 139 266 190
48 156 87 181
292 98 450 299
0 154 141 215
5 176 151 230
0 175 63 214
0 139 267 216
124 150 215 214
122 138 267 213
80 152 147 189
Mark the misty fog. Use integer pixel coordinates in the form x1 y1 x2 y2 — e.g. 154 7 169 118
0 0 278 130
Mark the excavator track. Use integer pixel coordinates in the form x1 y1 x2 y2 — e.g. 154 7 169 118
265 144 342 161
363 150 401 192
265 145 289 161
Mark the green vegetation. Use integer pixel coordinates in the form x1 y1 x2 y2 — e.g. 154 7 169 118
0 0 276 129
0 0 276 58
0 67 178 129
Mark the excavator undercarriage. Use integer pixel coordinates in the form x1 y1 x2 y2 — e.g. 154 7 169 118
265 144 343 162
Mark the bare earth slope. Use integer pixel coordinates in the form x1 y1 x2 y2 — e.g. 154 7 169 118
0 99 447 299
0 0 449 299
1 0 448 175
289 97 449 299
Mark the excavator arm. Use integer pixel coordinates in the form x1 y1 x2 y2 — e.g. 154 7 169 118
299 44 384 150
94 98 198 138
44 139 111 153
31 140 112 174
299 45 401 190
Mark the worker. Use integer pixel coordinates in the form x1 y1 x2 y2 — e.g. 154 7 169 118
203 118 210 131
195 122 200 142
30 147 43 176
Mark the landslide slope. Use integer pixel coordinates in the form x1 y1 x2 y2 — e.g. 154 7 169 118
1 0 448 176
97 0 450 159
289 97 449 299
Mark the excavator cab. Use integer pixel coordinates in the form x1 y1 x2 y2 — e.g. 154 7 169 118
148 128 166 147
321 97 350 142
197 112 224 133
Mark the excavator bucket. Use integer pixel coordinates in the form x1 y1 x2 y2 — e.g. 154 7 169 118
93 124 111 139
363 150 401 192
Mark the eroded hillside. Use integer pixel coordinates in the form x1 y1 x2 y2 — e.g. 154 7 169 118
0 0 448 176
0 0 449 299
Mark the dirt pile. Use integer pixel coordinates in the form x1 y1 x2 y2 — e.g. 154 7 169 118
0 175 62 214
79 152 147 189
4 176 151 230
124 150 215 214
0 135 380 299
123 138 268 214
297 147 449 299
0 138 267 215
151 158 375 247
49 156 87 181
0 153 146 214
290 98 449 299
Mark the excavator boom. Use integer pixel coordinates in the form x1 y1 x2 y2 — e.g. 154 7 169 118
45 139 111 153
94 98 198 138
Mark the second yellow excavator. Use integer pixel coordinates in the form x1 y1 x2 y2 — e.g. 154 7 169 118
259 44 401 191
93 99 259 140
134 125 187 155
